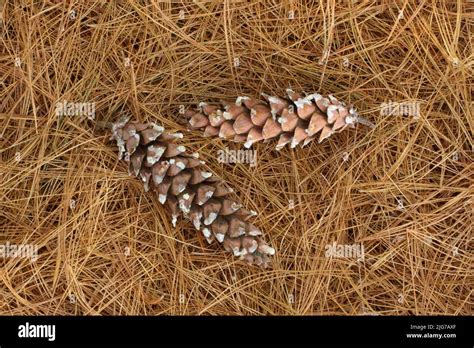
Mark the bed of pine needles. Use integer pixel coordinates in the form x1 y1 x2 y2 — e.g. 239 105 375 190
1 1 472 315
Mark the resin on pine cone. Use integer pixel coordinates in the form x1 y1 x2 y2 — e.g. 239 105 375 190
110 116 275 267
185 89 374 150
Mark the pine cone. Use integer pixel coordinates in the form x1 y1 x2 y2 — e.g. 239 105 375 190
185 89 374 150
110 116 275 267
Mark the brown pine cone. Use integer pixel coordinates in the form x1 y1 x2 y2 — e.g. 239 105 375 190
185 89 374 150
110 116 275 267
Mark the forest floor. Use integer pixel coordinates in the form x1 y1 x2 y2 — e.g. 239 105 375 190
0 1 472 315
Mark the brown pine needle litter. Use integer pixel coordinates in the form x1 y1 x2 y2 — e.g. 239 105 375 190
0 0 472 316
